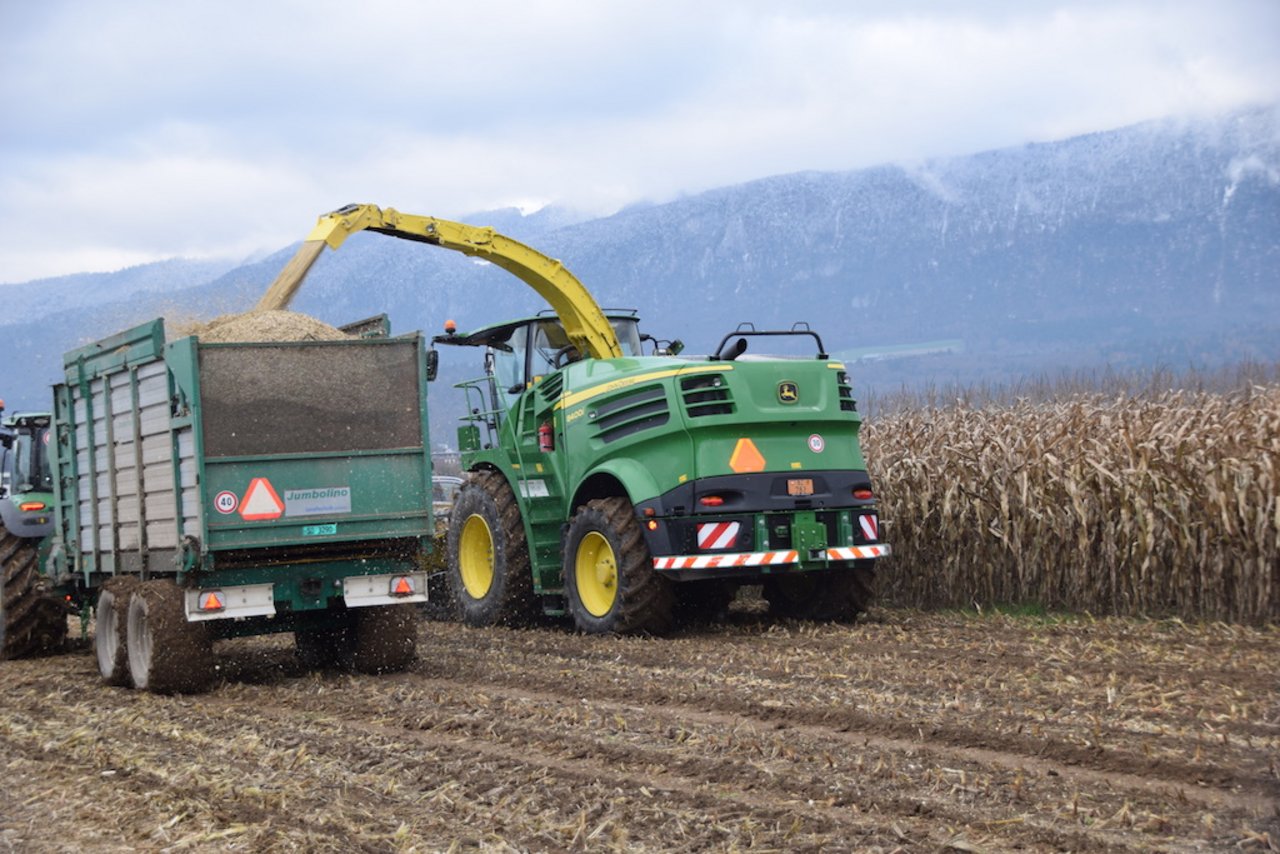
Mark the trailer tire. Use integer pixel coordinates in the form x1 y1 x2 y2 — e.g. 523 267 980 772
564 497 675 635
295 627 342 670
1 524 66 661
126 580 214 694
345 606 417 674
763 562 875 622
95 576 139 685
446 471 539 627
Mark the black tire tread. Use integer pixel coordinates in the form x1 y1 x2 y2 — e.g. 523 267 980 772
566 497 675 636
95 575 139 685
445 471 539 627
1 523 66 660
127 580 214 694
347 606 418 674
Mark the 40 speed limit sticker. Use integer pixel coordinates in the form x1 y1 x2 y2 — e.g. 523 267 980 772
214 490 239 514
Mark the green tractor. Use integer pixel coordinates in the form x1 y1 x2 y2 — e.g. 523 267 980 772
265 205 891 635
0 405 67 659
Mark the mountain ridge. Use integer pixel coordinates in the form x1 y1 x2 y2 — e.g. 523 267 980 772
1 104 1276 423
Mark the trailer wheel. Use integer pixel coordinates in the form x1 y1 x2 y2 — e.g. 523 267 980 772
95 576 139 685
295 627 342 670
564 497 674 635
446 471 539 627
763 562 875 622
126 580 214 694
1 524 66 660
345 606 417 674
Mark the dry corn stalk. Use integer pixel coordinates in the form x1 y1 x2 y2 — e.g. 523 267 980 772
862 384 1280 623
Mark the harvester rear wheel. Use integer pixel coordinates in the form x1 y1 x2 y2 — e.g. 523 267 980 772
763 562 875 622
95 576 139 685
564 497 674 635
1 523 66 660
126 580 214 694
446 471 539 627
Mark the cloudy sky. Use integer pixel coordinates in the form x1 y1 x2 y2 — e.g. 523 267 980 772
2 0 1277 284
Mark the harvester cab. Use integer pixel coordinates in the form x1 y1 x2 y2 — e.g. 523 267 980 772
431 310 648 446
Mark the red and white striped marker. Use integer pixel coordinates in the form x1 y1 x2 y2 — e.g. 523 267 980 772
697 521 741 550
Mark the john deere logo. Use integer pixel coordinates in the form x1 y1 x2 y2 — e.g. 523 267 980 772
778 381 799 404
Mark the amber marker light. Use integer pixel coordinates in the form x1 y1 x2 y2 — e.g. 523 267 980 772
199 591 226 612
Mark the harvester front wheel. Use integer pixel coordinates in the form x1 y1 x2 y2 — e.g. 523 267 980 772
564 497 674 635
95 576 139 685
1 524 66 660
446 471 539 627
126 580 214 694
763 562 875 622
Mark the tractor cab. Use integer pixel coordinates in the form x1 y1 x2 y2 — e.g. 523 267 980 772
0 411 55 538
429 310 645 447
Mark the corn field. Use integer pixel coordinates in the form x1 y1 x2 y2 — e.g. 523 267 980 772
862 383 1280 623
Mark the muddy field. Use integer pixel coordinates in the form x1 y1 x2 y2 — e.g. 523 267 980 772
1 606 1277 852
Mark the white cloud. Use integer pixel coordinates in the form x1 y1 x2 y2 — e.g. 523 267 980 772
1 0 1277 281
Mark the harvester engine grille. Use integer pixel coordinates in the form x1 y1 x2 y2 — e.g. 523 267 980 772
680 374 735 417
591 384 670 444
836 371 857 412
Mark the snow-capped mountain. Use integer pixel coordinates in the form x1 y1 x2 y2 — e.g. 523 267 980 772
1 105 1276 422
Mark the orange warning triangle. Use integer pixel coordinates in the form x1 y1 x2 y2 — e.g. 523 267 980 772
239 477 285 521
729 438 766 473
393 577 414 595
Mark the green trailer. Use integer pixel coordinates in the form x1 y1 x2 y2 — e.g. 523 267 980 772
42 318 434 692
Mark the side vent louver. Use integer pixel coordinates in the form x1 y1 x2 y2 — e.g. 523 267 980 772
591 384 669 444
539 373 564 403
680 374 735 417
837 371 857 412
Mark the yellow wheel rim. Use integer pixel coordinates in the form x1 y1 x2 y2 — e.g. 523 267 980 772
459 514 495 599
575 531 617 617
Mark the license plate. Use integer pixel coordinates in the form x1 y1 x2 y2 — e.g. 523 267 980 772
787 478 814 496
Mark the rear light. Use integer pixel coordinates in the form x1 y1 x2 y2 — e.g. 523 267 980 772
853 489 874 500
647 520 659 531
198 591 226 612
699 496 724 507
390 576 416 596
19 501 46 512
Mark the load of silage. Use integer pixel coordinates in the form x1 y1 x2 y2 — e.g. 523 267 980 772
171 310 349 343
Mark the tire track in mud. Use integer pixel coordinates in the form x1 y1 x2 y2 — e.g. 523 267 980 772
396 673 1278 819
0 652 1139 851
190 673 1112 852
2 610 1276 852
186 646 1272 851
415 621 1280 800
